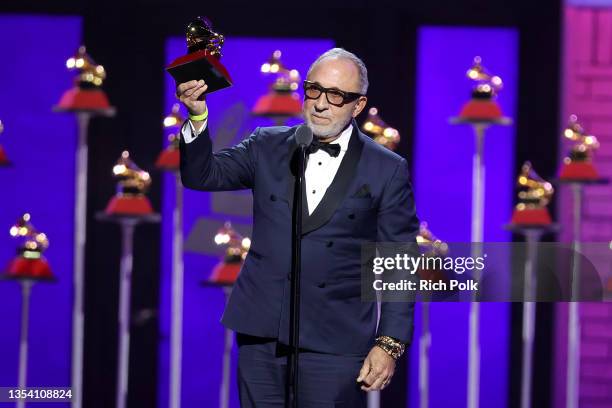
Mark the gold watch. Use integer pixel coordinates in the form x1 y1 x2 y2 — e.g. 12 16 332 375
375 335 406 360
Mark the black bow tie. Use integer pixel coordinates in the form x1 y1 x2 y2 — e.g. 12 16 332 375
307 139 341 157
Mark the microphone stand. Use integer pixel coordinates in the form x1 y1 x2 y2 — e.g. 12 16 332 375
288 144 307 408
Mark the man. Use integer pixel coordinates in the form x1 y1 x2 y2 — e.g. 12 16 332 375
178 48 419 407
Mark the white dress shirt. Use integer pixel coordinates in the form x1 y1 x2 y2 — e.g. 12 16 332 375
303 125 352 214
182 119 208 143
182 118 352 215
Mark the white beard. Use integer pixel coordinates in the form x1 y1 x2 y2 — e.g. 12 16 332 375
305 114 352 139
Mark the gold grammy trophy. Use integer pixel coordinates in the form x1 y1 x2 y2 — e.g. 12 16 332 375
416 221 449 283
454 56 509 123
504 160 558 408
156 104 185 171
559 115 600 181
55 46 115 112
361 107 400 151
208 221 251 286
3 214 54 281
53 45 116 408
2 214 56 408
450 56 512 408
95 153 159 408
252 50 303 122
166 17 232 94
511 161 554 225
154 102 187 408
415 222 448 408
556 115 608 408
104 151 154 215
201 222 252 408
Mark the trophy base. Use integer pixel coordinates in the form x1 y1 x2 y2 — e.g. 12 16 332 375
155 148 179 171
105 195 154 216
252 92 302 117
510 208 552 225
55 87 113 111
3 257 54 281
457 99 505 121
166 50 232 94
208 261 242 285
559 162 600 181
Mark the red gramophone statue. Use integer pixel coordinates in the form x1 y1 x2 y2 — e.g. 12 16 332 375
55 46 115 406
55 46 112 111
3 214 54 280
166 17 232 94
252 50 302 122
361 107 400 151
0 120 10 166
2 214 55 402
415 221 449 408
416 222 449 283
202 221 251 408
104 151 154 215
456 56 508 122
559 115 601 181
207 222 251 285
511 161 554 225
156 104 185 171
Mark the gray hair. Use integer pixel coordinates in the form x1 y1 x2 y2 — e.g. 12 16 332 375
307 48 369 95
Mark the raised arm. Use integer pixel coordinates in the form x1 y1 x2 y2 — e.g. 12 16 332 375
176 79 258 191
179 125 258 191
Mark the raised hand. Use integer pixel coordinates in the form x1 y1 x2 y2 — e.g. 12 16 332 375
176 79 208 116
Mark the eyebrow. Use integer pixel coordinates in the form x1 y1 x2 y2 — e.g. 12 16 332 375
310 81 353 93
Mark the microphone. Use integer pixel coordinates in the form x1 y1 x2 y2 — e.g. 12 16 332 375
295 124 313 147
288 125 311 408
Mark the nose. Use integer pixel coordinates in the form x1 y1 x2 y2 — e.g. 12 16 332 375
314 93 329 111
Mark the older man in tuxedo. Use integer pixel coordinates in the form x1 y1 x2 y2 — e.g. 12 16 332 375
177 48 419 407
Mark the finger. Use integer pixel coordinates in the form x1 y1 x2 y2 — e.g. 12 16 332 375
361 374 387 392
178 94 196 112
179 94 190 107
362 367 382 389
184 84 203 98
189 83 208 100
356 359 371 383
380 375 393 390
371 375 387 391
185 80 207 96
177 80 199 96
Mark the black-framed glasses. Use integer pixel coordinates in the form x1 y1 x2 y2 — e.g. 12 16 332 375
303 80 364 107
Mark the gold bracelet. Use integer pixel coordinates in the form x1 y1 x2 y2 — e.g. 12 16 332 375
375 335 406 360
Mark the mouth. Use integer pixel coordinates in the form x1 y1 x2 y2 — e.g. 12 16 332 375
310 113 331 124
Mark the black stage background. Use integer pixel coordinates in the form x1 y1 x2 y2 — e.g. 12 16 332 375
1 1 561 407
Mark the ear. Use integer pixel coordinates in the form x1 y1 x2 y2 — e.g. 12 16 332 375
352 96 368 118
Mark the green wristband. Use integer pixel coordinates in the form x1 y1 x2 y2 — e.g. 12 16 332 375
189 107 208 122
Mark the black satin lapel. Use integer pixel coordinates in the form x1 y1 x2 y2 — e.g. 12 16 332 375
302 125 364 235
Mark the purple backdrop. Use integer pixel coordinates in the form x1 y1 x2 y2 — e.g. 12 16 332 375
159 37 333 408
411 27 518 408
0 14 82 407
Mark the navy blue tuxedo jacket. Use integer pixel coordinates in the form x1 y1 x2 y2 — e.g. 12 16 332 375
180 121 419 356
